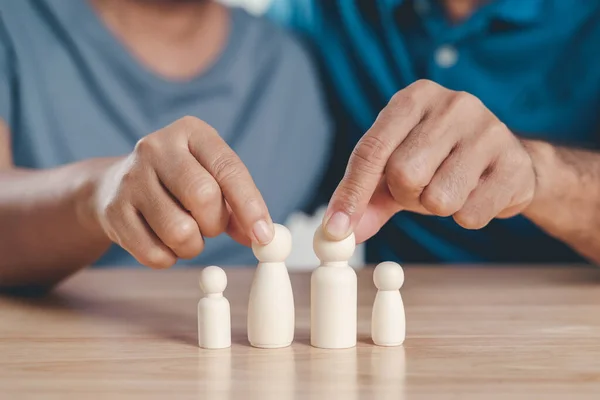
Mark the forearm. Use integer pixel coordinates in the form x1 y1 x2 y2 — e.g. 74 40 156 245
0 159 116 290
522 140 600 263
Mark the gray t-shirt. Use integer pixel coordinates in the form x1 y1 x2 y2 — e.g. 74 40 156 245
0 0 332 266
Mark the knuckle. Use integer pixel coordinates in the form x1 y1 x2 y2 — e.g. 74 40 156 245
500 144 532 174
485 121 510 145
386 81 439 121
451 91 482 111
420 187 459 217
411 79 438 92
513 154 533 174
472 125 499 150
386 158 429 191
178 115 216 137
416 122 441 141
119 169 137 187
178 239 206 259
134 136 160 157
490 120 509 135
115 171 141 202
192 238 206 255
388 90 417 113
185 178 221 208
178 115 202 130
516 148 534 170
468 126 506 162
166 219 199 247
141 249 176 270
104 200 125 221
200 218 227 238
385 96 417 121
211 154 245 184
351 135 394 172
179 115 202 126
454 209 488 230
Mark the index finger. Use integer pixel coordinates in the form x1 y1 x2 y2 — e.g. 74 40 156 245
324 81 434 240
184 118 274 245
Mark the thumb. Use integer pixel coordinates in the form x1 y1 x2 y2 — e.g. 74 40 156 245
353 180 403 243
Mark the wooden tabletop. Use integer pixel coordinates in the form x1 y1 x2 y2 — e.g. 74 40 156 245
2 266 600 399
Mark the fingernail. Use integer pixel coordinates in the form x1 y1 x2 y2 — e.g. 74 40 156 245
253 220 273 245
324 211 351 239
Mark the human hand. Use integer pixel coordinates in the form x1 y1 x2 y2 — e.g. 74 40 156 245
87 116 273 268
323 80 536 243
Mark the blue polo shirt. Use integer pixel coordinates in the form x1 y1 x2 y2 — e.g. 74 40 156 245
270 0 600 263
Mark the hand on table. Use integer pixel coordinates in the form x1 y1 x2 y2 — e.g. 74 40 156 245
324 80 537 243
85 116 273 268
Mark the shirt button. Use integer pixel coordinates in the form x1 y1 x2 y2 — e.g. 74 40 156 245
435 45 459 68
414 0 431 15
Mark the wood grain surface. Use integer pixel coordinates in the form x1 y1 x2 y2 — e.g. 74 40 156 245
2 266 600 399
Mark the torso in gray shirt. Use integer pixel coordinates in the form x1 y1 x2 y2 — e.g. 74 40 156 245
0 0 332 267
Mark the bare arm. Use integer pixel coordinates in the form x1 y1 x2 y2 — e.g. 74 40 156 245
323 80 600 264
0 120 113 290
522 140 600 264
0 116 274 291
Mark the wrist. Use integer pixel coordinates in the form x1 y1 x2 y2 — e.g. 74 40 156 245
73 157 123 239
521 139 557 217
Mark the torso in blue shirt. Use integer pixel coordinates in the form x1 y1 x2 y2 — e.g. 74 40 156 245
0 0 331 267
270 0 600 263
